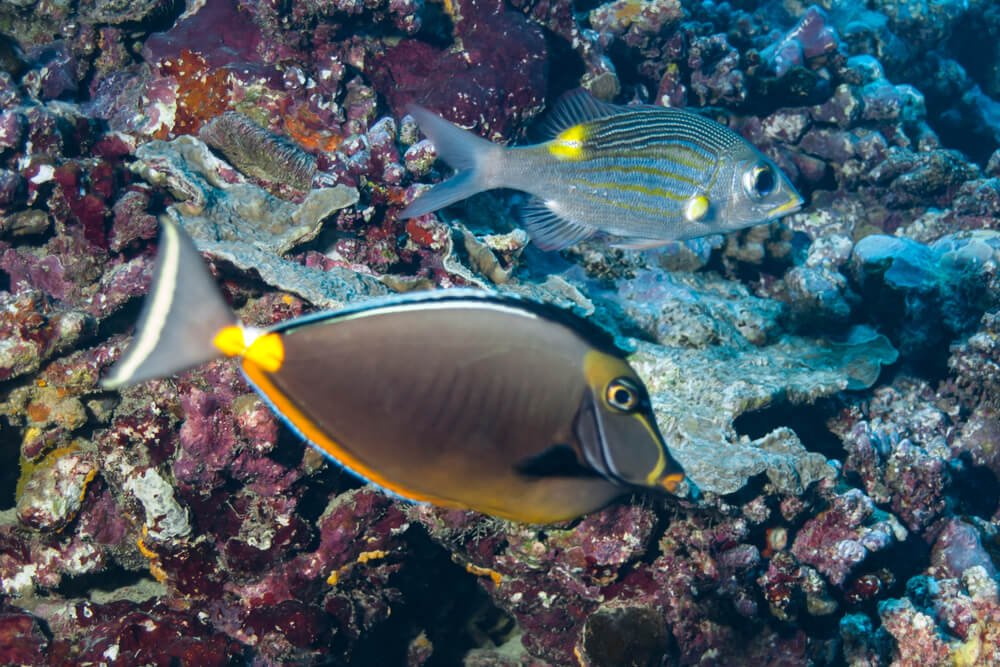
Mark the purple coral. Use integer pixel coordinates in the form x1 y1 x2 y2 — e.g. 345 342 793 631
791 488 901 587
762 7 842 78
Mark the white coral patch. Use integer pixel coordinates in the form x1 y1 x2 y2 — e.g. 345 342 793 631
125 467 191 542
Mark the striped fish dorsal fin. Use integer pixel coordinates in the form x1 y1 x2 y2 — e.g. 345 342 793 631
586 106 745 155
540 90 625 138
520 197 596 251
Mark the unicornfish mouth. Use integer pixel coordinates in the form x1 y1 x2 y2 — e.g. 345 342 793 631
660 472 685 494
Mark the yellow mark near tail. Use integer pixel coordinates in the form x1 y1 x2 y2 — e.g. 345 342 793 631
661 472 684 493
213 326 285 372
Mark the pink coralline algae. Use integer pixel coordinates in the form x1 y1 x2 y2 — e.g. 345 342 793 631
0 290 94 382
762 6 843 78
370 0 548 142
791 488 903 587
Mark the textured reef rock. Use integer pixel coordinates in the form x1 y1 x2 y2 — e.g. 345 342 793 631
851 230 1000 358
130 134 388 309
632 326 895 496
1 0 1000 664
370 0 548 141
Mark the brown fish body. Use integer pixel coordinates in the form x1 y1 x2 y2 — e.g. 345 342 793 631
252 303 624 522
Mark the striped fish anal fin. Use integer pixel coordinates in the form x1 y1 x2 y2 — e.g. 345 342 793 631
520 198 595 251
540 89 625 139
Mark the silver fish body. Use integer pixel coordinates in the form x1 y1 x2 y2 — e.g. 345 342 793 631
401 92 804 250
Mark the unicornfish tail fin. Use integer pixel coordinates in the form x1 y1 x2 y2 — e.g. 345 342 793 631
102 219 238 389
399 105 502 218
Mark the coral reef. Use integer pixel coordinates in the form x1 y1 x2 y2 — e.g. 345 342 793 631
0 0 999 664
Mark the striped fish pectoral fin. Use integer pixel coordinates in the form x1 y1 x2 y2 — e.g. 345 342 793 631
539 89 625 138
519 198 595 251
102 219 237 389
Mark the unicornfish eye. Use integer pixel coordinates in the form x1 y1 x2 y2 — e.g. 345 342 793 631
743 164 775 199
605 378 640 412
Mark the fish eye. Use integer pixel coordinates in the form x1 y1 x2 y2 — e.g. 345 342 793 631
743 164 776 199
605 378 640 412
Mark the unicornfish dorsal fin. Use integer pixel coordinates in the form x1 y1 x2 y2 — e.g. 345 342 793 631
102 219 237 389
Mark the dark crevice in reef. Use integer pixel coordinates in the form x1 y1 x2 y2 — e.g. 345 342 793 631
55 562 152 600
948 453 1000 520
861 532 929 601
0 418 19 510
724 472 770 510
95 293 145 351
732 398 846 461
415 2 455 48
295 467 368 536
542 26 586 107
345 523 515 666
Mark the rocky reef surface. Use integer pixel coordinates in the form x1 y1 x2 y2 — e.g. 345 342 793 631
0 0 999 664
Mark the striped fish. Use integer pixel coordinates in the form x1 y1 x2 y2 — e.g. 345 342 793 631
401 92 804 250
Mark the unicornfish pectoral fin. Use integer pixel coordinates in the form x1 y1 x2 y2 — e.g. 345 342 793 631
573 388 617 482
399 106 500 219
102 219 238 389
514 443 602 479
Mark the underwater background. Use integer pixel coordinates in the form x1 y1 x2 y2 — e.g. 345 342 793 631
0 0 999 664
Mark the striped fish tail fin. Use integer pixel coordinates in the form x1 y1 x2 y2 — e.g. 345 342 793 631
102 219 238 389
400 106 502 218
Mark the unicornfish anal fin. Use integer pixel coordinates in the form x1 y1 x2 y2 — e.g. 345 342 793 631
102 219 237 389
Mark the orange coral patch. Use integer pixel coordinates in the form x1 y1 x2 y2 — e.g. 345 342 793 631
283 107 342 152
26 402 51 423
159 49 233 136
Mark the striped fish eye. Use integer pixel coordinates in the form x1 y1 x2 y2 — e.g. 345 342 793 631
605 377 640 412
743 164 776 200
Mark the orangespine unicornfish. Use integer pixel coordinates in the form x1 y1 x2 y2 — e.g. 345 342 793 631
400 91 804 250
102 220 689 524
